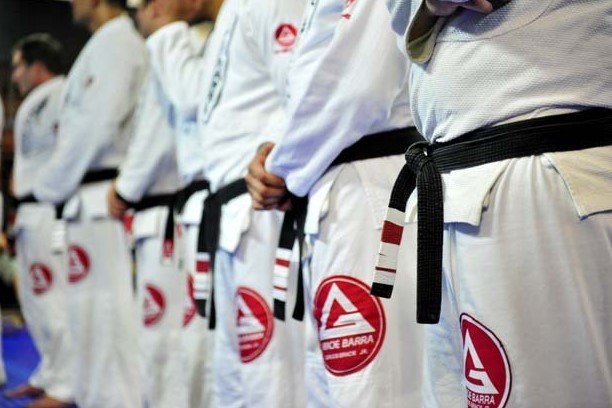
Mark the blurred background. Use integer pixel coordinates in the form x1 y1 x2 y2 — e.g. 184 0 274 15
0 0 89 313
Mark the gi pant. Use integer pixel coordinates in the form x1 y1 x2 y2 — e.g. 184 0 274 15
15 203 74 402
304 157 423 408
63 181 141 408
215 199 306 407
133 206 188 408
422 148 612 408
177 190 216 408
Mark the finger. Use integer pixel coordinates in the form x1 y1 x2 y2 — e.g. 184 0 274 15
246 180 286 205
248 156 286 188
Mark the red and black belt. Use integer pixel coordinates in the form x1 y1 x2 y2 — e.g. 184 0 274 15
371 108 612 324
274 126 425 321
196 178 248 329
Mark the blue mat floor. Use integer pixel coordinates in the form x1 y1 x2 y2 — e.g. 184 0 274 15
0 326 41 408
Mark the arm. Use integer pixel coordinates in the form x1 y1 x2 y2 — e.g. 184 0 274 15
34 43 144 203
147 22 207 121
264 0 408 197
115 78 176 203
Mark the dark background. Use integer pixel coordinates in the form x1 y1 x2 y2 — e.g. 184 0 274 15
0 0 90 308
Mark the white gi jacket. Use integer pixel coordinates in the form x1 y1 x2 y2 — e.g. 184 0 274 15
147 20 214 186
265 0 413 200
115 71 179 203
390 0 612 224
14 76 65 199
34 15 147 215
197 0 305 251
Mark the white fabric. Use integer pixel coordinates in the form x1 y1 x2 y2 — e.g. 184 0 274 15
115 72 179 202
34 15 147 204
197 0 307 406
265 0 413 197
148 19 219 407
116 56 182 407
404 0 612 142
13 75 74 401
147 21 215 184
30 15 146 408
197 0 299 192
134 207 188 408
424 154 612 407
13 76 65 198
260 0 423 405
66 215 141 408
176 223 217 408
15 204 74 402
304 162 423 407
218 210 307 408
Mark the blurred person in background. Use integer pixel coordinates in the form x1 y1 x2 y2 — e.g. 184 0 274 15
106 0 185 406
4 33 75 408
32 0 148 406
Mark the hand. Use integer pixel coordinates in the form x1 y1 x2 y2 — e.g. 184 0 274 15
245 143 289 211
107 183 128 219
425 0 494 16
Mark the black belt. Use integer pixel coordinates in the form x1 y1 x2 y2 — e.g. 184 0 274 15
82 168 119 184
175 179 210 214
15 169 119 219
274 126 425 321
122 192 178 264
371 108 612 324
196 178 248 328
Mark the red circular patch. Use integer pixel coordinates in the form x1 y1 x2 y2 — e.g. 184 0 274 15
313 276 386 376
183 274 196 327
236 287 274 363
461 314 512 408
68 245 90 284
143 284 166 327
29 263 53 295
274 24 298 48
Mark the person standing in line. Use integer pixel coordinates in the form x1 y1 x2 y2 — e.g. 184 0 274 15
3 34 75 408
245 0 425 406
189 0 308 405
33 0 148 406
106 1 185 406
378 0 612 407
143 0 225 405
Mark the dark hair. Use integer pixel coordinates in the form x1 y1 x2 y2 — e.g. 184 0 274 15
13 33 64 75
105 0 128 9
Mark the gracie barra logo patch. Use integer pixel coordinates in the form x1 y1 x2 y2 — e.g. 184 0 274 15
313 276 386 376
274 24 298 53
237 287 274 363
68 245 90 284
29 263 53 295
143 284 166 327
183 274 197 327
461 314 512 408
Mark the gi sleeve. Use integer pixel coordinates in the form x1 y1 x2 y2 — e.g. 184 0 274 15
147 22 206 122
265 0 409 197
34 44 144 204
115 78 176 202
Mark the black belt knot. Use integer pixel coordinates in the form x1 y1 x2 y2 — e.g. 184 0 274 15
372 108 612 325
197 178 248 329
398 141 444 324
